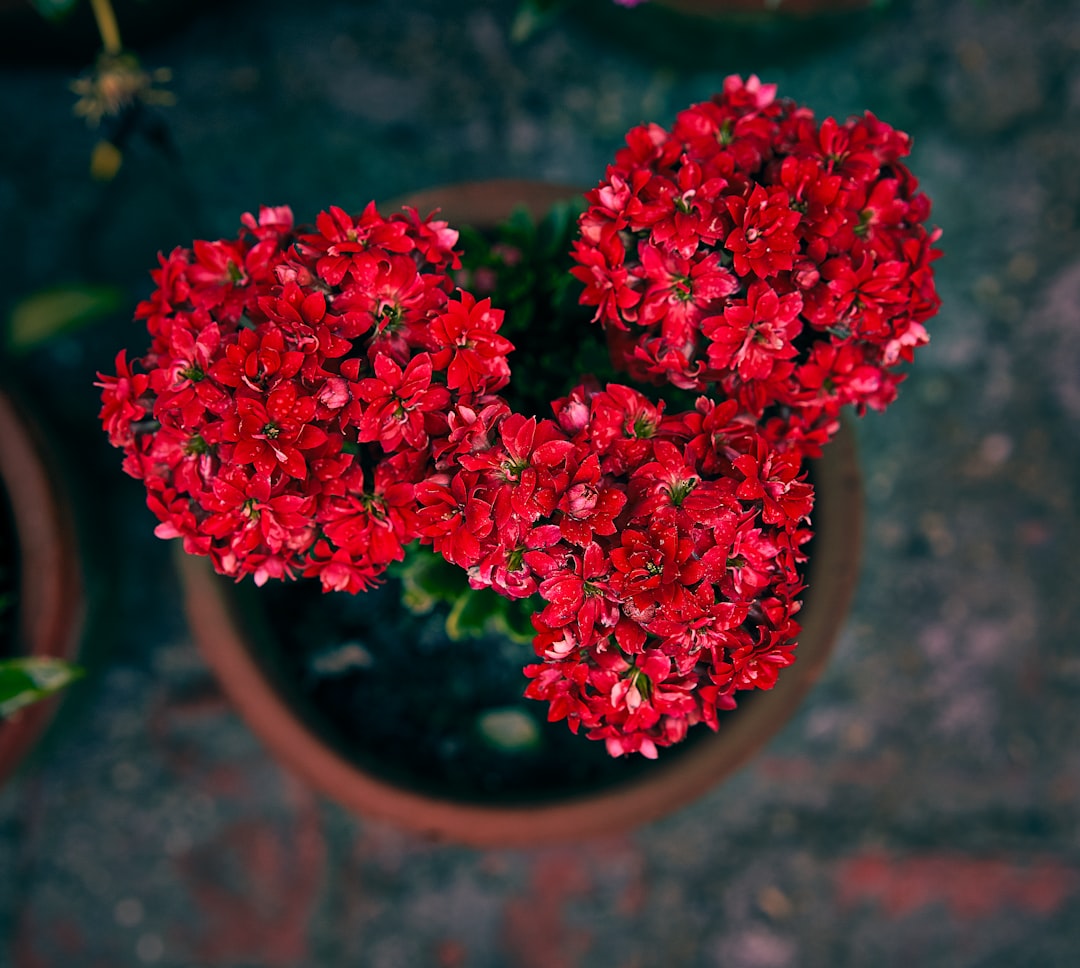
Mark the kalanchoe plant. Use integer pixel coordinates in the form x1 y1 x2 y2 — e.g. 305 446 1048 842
572 74 941 458
98 76 938 760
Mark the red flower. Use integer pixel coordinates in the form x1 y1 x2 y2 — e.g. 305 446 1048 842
208 323 306 394
186 238 257 320
554 452 627 546
627 159 728 258
569 234 641 328
222 384 327 480
538 541 618 643
302 203 413 287
630 440 740 542
724 184 801 279
96 350 150 448
303 541 385 594
202 466 315 557
428 292 513 395
572 78 940 451
609 509 705 612
475 521 564 599
414 471 494 569
151 319 231 429
732 442 814 526
703 280 802 381
458 413 575 527
354 352 450 452
636 244 738 344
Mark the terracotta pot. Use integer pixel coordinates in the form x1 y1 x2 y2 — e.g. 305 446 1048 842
0 389 85 784
178 181 863 846
388 179 587 227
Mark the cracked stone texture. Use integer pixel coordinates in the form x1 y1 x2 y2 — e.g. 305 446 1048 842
2 0 1079 965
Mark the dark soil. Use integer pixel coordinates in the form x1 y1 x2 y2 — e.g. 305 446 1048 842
247 574 713 804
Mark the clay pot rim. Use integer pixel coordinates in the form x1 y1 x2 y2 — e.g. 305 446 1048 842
179 179 863 846
0 388 85 784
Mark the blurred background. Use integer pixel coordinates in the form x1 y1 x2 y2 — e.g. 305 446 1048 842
1 0 1079 964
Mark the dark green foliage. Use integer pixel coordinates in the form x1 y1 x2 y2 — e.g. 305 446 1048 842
457 198 615 418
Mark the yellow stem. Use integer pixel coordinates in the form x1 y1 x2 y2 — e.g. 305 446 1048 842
89 0 122 56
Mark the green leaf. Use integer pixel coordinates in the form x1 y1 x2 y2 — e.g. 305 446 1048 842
454 195 605 416
8 284 123 352
445 588 501 641
491 596 539 644
392 545 471 614
0 658 84 719
399 583 437 615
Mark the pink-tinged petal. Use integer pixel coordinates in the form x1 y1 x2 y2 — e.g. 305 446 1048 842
318 377 350 409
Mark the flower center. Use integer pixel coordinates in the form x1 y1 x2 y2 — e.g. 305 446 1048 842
183 434 208 456
665 477 697 506
378 303 402 331
627 665 652 701
631 414 657 439
501 457 529 482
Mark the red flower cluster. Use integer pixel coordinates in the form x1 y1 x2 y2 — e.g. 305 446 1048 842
414 382 812 758
99 80 939 759
572 74 941 456
97 198 814 759
98 203 513 592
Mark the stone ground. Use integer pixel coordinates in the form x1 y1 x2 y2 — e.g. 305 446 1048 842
2 0 1080 964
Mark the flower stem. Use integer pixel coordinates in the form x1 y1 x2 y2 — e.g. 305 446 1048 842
89 0 123 56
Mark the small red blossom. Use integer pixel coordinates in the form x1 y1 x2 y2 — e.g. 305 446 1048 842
428 292 513 395
414 471 494 570
703 280 803 382
724 184 801 279
538 541 618 642
354 353 450 452
96 350 151 448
